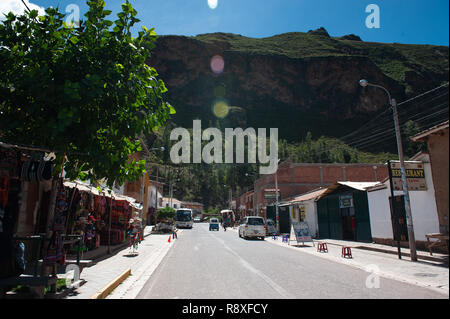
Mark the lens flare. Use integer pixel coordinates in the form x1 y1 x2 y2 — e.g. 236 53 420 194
210 55 224 74
207 0 218 10
214 85 226 98
212 100 229 118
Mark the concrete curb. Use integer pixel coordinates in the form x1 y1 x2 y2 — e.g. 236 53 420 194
106 229 183 299
90 268 131 299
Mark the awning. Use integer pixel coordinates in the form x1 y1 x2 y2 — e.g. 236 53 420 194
63 179 141 210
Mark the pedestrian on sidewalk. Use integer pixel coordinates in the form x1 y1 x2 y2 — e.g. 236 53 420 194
172 228 178 240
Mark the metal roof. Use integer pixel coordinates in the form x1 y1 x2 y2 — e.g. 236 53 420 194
315 181 383 200
279 188 327 206
410 120 449 142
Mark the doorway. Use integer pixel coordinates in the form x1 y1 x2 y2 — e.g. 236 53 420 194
341 207 355 240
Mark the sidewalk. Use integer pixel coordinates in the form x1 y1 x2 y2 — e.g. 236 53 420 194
227 226 449 296
65 226 178 299
331 239 447 263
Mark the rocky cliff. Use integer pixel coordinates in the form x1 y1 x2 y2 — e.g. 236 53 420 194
148 29 449 145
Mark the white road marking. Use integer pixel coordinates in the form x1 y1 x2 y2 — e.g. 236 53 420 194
210 231 294 298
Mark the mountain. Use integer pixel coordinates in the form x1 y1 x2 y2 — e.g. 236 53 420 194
147 28 449 150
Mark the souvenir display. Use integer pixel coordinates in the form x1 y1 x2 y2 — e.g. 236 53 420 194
20 157 53 182
44 181 67 265
0 177 9 233
0 148 20 179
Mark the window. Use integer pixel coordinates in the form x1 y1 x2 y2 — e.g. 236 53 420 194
248 218 264 225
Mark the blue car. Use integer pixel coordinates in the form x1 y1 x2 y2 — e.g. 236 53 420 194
209 218 220 231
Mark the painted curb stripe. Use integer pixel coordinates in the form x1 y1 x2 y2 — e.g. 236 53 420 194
90 268 131 299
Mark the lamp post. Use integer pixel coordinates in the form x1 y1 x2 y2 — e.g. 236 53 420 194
274 168 279 233
359 79 417 261
223 184 232 210
144 147 165 225
245 172 259 217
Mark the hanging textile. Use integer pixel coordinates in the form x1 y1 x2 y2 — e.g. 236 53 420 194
0 148 20 179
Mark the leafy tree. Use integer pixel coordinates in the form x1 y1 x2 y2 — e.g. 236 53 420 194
403 120 427 157
156 206 176 221
0 0 175 187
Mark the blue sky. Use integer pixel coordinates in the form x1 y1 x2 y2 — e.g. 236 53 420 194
6 0 450 45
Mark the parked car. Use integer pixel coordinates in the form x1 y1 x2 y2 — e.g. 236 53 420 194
209 217 220 231
265 218 277 236
194 216 202 223
239 216 266 240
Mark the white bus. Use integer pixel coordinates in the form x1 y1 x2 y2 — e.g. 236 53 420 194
175 208 194 229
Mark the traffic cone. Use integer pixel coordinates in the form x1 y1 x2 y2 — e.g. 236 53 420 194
168 236 171 243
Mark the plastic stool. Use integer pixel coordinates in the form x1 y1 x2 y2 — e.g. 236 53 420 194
272 234 278 240
282 235 288 243
317 242 328 253
341 246 352 258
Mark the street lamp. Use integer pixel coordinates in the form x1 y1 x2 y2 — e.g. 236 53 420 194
275 164 280 233
150 146 165 152
223 184 232 210
359 79 417 261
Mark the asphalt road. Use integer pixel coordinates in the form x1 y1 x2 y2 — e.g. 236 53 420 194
136 223 446 299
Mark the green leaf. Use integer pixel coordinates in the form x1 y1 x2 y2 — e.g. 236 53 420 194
29 10 38 19
69 36 79 44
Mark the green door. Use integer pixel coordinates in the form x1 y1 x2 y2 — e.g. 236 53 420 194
327 196 343 240
353 191 372 242
266 205 276 222
317 199 329 238
279 206 290 234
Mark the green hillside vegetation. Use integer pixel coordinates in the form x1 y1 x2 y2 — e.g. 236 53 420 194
192 31 449 85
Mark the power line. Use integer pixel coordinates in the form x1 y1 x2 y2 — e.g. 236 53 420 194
397 82 449 107
339 83 449 143
346 106 449 149
342 90 449 146
353 117 448 151
348 89 448 139
345 106 448 149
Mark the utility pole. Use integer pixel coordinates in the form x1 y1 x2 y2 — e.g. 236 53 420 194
392 98 417 261
359 80 417 261
274 168 279 233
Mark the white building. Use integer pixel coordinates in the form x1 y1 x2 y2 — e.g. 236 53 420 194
160 197 182 210
280 188 327 238
366 153 440 245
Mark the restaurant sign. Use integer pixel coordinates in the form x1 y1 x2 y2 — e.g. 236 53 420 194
389 161 427 191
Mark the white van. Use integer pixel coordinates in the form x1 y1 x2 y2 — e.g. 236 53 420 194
238 216 266 240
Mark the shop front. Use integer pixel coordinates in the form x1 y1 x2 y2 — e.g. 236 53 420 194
316 182 380 243
62 181 142 253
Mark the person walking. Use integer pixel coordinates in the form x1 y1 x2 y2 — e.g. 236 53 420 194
172 227 178 240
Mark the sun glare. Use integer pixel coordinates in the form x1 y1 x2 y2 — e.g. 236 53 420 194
207 0 218 10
